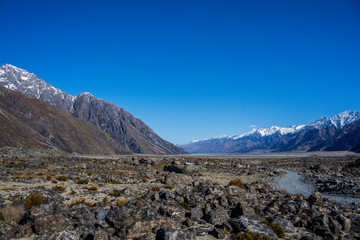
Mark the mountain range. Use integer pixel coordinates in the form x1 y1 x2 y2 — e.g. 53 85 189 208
0 64 187 155
179 110 360 154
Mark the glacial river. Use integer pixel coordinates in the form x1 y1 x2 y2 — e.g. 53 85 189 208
275 169 360 207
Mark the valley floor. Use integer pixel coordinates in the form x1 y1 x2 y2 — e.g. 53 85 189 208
0 148 359 239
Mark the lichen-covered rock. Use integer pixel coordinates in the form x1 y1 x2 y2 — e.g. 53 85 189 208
33 213 69 233
156 227 196 240
55 230 81 240
206 208 230 225
267 216 295 233
230 216 278 239
165 172 193 186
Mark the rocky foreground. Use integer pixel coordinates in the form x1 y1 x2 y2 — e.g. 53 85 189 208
0 148 359 240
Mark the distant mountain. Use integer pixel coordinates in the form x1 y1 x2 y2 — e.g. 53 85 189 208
0 64 187 155
179 110 360 154
0 86 129 154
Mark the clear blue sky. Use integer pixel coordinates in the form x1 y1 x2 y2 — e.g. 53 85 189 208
1 0 360 144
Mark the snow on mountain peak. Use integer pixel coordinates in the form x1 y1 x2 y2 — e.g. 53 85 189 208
78 92 94 97
309 110 360 129
331 110 360 128
0 64 75 111
1 64 23 72
233 125 305 139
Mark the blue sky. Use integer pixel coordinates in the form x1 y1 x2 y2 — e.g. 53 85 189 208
1 0 360 144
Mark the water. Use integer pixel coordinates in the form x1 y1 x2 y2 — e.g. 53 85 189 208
275 169 360 207
275 169 315 197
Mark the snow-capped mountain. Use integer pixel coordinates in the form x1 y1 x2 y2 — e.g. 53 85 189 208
187 125 306 145
308 110 360 129
0 64 187 155
179 111 360 154
233 125 306 139
0 64 75 112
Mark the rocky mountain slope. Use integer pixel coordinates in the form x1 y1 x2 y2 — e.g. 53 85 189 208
180 111 360 154
0 64 187 155
0 86 129 154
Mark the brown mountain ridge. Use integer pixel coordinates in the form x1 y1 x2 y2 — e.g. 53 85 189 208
0 87 130 154
0 64 187 155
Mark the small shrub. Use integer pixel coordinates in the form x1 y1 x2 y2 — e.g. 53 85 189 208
68 199 94 208
88 186 98 191
77 179 88 184
179 200 191 210
247 171 252 175
142 177 147 182
57 175 67 181
53 185 66 192
25 193 45 209
109 189 121 197
105 179 122 184
116 198 128 207
75 176 81 180
46 175 52 181
103 196 109 203
0 212 5 222
165 185 174 190
212 181 219 186
151 186 161 192
228 178 245 189
156 178 165 183
52 180 58 184
263 220 285 238
70 190 77 195
232 232 272 240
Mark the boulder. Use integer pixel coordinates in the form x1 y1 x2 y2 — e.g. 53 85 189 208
165 172 193 186
190 207 203 220
267 216 295 233
33 214 69 233
156 228 196 240
229 216 278 239
206 208 230 225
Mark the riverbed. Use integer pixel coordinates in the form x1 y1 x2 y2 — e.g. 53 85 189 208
275 169 360 207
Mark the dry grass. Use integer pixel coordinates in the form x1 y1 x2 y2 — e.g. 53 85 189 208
151 186 161 192
25 192 45 209
53 185 66 192
68 198 94 208
228 178 245 188
116 198 128 207
109 189 121 197
57 175 67 181
87 186 98 191
77 179 89 184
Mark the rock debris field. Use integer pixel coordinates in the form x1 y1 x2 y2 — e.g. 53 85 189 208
0 147 360 240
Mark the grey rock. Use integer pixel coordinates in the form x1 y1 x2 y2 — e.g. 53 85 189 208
55 230 81 240
190 207 203 220
206 209 230 225
165 172 193 186
230 216 278 239
267 216 295 233
156 228 196 240
96 208 109 221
